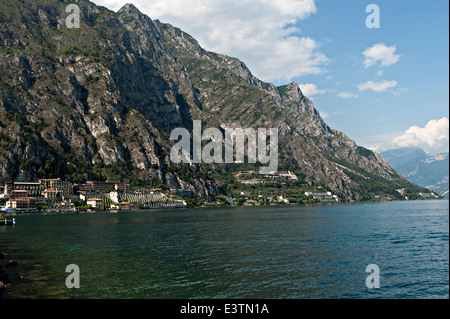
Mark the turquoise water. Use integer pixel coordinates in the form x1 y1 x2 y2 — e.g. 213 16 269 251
1 200 448 299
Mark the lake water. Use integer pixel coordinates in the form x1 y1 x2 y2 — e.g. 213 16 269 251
1 200 448 299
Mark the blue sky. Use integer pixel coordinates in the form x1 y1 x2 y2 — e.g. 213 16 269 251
92 0 449 155
290 0 449 154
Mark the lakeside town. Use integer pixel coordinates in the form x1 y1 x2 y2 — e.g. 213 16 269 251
0 170 442 215
0 179 188 214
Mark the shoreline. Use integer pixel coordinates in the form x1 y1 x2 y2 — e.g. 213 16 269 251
0 251 24 299
4 197 447 217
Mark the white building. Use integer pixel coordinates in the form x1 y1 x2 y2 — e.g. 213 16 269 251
86 198 104 208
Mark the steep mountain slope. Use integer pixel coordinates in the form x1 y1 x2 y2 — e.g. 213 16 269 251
381 148 449 197
0 0 425 199
0 0 218 196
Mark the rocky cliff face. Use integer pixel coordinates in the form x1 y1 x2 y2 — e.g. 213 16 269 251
0 0 422 198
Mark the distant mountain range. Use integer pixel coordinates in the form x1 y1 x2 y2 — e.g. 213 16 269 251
381 148 449 198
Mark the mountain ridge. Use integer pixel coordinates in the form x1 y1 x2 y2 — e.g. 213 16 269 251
0 0 427 199
381 147 449 197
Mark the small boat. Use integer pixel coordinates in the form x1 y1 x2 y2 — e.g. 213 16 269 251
0 218 16 226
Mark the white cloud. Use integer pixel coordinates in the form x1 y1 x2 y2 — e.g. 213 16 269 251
337 92 359 99
363 43 400 68
375 70 384 77
390 118 449 154
300 83 327 96
372 118 449 155
357 80 398 93
91 0 328 83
